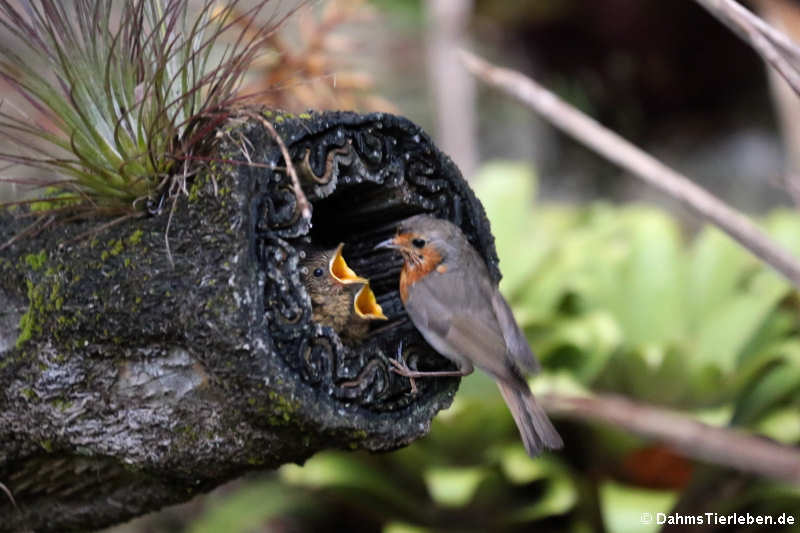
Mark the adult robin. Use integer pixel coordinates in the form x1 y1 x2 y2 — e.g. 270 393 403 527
300 243 387 342
375 214 563 457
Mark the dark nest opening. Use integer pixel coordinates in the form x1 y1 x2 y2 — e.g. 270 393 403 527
308 180 418 327
249 110 500 411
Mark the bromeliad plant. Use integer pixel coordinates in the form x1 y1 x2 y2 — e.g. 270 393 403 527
0 0 290 218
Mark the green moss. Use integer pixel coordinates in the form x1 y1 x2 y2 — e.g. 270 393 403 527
262 390 300 426
177 424 201 446
16 280 37 347
40 440 53 453
188 173 207 203
53 398 72 411
16 266 65 347
100 238 125 261
128 229 143 245
24 250 47 271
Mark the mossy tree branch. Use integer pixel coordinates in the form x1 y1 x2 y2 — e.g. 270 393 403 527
0 110 494 532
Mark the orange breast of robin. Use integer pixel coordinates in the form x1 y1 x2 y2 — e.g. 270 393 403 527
399 246 442 303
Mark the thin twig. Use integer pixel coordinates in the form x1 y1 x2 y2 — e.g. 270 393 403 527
694 0 800 96
0 481 17 509
738 0 800 63
696 0 800 65
543 393 800 484
460 50 800 289
0 213 54 251
57 212 141 248
244 110 312 221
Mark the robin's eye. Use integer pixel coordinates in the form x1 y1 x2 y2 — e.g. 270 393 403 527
313 267 324 277
412 238 426 249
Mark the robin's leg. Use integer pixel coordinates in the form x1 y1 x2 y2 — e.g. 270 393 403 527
390 343 474 392
392 341 417 393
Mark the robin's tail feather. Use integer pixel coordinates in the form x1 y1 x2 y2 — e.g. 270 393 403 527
498 381 563 457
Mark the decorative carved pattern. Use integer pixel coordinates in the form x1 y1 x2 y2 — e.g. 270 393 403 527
244 111 498 411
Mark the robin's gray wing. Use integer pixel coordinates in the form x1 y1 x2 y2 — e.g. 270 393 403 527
491 291 539 374
405 266 522 383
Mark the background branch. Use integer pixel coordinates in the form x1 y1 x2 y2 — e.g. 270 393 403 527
460 49 800 289
695 0 800 96
424 0 478 179
544 393 800 484
695 0 800 89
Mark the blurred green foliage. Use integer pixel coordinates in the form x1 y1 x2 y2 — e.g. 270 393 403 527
185 162 800 532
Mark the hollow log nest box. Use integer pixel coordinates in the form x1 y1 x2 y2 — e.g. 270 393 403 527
0 110 501 531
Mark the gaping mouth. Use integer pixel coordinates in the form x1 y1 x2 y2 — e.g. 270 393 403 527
353 283 387 321
328 243 368 285
307 183 421 331
328 242 387 321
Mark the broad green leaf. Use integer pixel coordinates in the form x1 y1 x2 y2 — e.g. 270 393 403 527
473 161 541 296
188 479 304 533
280 452 420 515
683 362 727 406
765 209 800 257
515 205 628 324
508 474 577 522
689 270 788 373
732 340 800 394
687 227 754 323
498 446 568 485
383 523 432 533
732 363 800 425
737 308 798 367
423 466 488 507
592 207 686 346
757 407 800 444
599 481 677 533
536 311 622 383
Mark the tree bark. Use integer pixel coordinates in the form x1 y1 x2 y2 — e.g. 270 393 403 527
0 109 499 532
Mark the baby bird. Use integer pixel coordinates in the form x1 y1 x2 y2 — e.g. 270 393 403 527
300 243 387 342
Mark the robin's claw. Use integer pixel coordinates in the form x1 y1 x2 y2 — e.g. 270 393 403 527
388 357 407 373
390 347 418 394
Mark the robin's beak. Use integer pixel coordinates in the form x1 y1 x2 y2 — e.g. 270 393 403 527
329 243 368 285
353 283 388 320
374 236 401 251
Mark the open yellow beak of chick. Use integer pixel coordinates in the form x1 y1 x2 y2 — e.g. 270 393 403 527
329 243 388 321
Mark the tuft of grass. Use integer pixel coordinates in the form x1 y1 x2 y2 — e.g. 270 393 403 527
0 0 294 217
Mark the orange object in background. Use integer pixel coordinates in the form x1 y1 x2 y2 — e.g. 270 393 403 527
621 445 694 490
